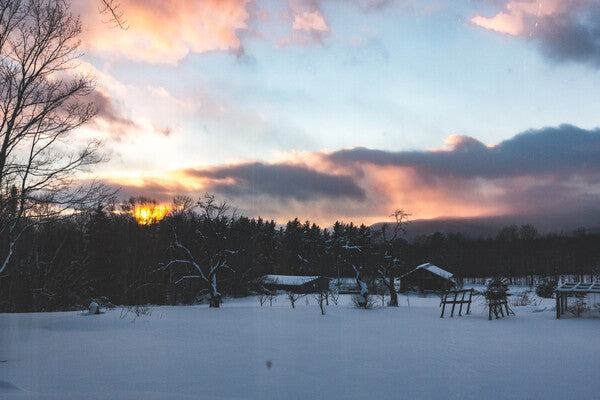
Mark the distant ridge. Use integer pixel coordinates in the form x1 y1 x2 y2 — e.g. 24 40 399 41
370 214 600 240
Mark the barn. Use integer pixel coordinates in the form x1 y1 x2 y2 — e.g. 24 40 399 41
330 277 401 294
254 275 331 294
399 263 456 292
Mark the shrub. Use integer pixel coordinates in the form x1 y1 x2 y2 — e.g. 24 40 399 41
483 278 509 300
120 304 153 320
510 291 539 307
568 295 588 317
351 294 377 309
535 278 557 298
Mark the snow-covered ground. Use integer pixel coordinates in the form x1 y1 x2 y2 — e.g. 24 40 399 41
1 291 599 399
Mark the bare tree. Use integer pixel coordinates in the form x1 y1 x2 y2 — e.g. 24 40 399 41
258 293 267 306
170 195 194 217
253 276 272 307
287 292 303 308
98 0 127 29
352 263 369 308
336 238 369 308
0 0 110 276
314 291 326 315
376 209 410 306
158 194 236 308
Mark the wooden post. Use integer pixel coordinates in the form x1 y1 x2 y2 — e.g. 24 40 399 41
450 291 458 317
488 299 492 320
458 290 466 316
556 293 560 319
440 292 447 318
466 289 472 314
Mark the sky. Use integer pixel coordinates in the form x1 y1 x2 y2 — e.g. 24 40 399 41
70 0 600 228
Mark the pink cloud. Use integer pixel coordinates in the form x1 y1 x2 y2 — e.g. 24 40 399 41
278 0 330 46
470 0 577 36
292 10 329 32
73 0 252 64
470 1 600 66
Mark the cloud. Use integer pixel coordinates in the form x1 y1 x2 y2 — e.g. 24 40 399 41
87 89 135 134
73 0 416 60
328 124 600 180
471 0 566 36
324 124 600 224
278 0 331 46
471 0 600 67
108 179 190 203
74 0 335 62
94 125 600 228
292 10 329 33
73 0 252 64
185 161 365 201
87 88 171 140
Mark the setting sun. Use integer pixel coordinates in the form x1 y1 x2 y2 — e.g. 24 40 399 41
134 205 167 225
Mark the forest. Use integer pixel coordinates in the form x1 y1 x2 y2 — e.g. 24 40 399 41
1 195 598 312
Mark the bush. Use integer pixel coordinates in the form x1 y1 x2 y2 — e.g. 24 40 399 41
568 295 588 317
483 278 509 300
351 294 377 309
120 304 153 320
510 291 539 307
535 278 557 298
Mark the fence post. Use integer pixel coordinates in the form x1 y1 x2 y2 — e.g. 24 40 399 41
466 289 473 314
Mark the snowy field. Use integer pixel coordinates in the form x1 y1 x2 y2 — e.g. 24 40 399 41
1 290 599 400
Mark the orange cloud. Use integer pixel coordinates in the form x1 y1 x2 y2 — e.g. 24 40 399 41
470 0 572 36
363 165 508 220
74 0 252 64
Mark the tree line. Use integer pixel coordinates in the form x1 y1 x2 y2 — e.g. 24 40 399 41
1 195 599 312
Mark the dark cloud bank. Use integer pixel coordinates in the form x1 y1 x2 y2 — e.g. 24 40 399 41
185 162 366 201
328 124 600 181
532 2 600 67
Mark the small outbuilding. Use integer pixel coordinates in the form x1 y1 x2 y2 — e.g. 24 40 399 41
255 275 331 294
399 263 456 292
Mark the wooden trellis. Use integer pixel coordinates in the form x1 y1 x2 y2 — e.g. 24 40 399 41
440 289 473 318
555 282 600 318
488 298 513 320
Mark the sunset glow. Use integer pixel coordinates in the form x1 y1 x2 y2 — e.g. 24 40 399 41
134 205 168 225
70 0 600 230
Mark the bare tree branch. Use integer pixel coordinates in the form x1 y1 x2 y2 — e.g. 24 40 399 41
98 0 128 30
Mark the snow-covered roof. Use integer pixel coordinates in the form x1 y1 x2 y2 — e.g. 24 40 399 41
330 277 356 285
401 263 454 280
556 282 600 294
260 275 321 286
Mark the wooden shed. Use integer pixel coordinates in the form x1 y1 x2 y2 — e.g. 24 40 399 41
399 263 456 292
255 275 331 294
